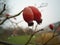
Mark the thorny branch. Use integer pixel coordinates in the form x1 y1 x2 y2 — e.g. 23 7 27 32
25 25 60 45
48 42 60 45
43 28 57 45
43 34 60 45
0 40 12 45
0 10 23 25
0 4 6 15
25 28 44 45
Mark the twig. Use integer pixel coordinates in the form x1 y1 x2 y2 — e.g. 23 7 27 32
48 42 60 45
25 24 38 45
25 33 35 45
0 10 23 25
43 33 60 45
0 40 12 45
0 40 23 45
9 10 23 18
35 24 38 31
0 17 7 25
25 26 43 45
9 19 24 36
0 4 6 15
43 27 57 45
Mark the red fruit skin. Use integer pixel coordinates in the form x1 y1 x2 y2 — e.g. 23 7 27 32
23 7 34 26
49 24 54 30
29 6 42 24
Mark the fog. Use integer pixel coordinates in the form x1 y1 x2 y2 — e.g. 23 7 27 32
0 0 60 29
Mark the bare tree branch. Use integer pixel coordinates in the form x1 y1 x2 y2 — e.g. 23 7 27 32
0 40 23 45
0 4 6 15
0 40 12 45
0 17 7 25
9 10 23 18
43 33 60 45
0 10 23 25
25 27 60 45
25 29 44 45
43 27 58 45
48 42 60 45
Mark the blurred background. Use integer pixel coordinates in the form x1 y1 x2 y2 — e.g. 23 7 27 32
0 0 60 45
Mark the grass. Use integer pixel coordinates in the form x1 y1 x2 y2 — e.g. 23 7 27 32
0 32 38 45
6 35 30 44
0 33 37 45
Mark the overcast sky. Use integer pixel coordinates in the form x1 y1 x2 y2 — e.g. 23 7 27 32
0 0 60 29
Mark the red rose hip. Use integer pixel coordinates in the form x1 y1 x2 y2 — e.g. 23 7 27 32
23 7 34 26
29 6 42 24
49 24 54 30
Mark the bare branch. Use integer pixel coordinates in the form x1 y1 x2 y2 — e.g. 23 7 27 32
25 27 60 45
0 4 6 15
0 40 23 45
0 40 12 45
0 10 23 25
0 17 7 25
48 42 60 45
9 10 23 18
43 33 60 45
25 29 44 45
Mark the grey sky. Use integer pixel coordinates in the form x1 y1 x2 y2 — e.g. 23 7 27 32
0 0 60 29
